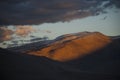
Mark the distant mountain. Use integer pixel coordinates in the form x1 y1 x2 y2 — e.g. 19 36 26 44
28 32 112 62
7 40 53 53
109 35 120 39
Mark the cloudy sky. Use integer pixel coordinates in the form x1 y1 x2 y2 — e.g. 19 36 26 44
0 0 120 48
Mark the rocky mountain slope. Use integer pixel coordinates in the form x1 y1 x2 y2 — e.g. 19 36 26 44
28 32 112 62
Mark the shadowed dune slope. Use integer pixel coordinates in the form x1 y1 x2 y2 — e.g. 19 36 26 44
28 32 112 62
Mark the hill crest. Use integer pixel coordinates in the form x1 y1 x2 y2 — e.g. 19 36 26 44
28 31 112 62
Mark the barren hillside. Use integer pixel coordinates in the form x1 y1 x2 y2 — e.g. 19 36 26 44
28 32 112 62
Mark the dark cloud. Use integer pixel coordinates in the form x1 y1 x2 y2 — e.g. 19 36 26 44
0 0 120 25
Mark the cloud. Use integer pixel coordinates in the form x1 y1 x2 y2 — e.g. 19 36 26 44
0 25 52 42
15 25 36 37
0 27 13 42
0 0 120 25
0 26 36 42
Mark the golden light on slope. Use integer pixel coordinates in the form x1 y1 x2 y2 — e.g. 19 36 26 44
28 32 112 62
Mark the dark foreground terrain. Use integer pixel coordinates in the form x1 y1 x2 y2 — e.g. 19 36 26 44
0 38 120 80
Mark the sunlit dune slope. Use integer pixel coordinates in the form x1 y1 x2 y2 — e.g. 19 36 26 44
28 32 112 62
